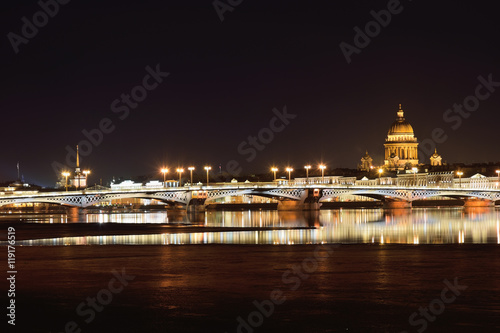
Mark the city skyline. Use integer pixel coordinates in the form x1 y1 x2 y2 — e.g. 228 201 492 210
4 102 499 188
1 1 499 186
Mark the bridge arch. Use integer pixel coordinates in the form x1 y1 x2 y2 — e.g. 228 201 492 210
1 186 498 210
409 190 500 201
206 188 305 202
0 191 190 208
320 188 411 202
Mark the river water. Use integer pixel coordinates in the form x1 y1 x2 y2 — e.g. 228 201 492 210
7 206 500 245
4 207 500 333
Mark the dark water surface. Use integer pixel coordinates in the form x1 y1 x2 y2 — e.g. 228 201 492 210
9 245 500 333
2 207 500 332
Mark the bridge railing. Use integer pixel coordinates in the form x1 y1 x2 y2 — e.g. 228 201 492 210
2 179 500 199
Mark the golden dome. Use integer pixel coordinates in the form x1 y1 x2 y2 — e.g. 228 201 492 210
388 104 414 135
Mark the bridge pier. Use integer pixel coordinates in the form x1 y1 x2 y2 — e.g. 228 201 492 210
277 200 299 211
277 189 322 211
66 206 88 222
463 198 495 207
277 200 321 211
186 198 207 214
383 200 412 209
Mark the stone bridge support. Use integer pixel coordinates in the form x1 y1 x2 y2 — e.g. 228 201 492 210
277 189 322 211
382 198 412 209
185 191 208 213
186 199 206 213
463 198 495 207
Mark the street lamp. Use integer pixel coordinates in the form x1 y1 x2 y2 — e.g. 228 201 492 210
496 170 500 183
304 165 311 183
176 168 184 186
412 167 418 185
204 166 211 186
188 167 195 184
286 167 293 183
378 168 383 184
319 164 326 183
62 172 70 191
457 171 463 188
161 168 168 187
271 167 278 181
83 170 90 188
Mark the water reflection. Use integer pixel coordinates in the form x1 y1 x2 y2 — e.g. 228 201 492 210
0 213 68 223
8 207 500 245
15 208 384 227
205 210 324 228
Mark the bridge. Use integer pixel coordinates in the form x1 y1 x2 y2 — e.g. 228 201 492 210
2 176 500 210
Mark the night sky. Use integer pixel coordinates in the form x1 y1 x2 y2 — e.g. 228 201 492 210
1 0 499 186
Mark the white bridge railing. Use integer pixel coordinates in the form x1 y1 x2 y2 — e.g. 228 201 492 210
1 181 500 200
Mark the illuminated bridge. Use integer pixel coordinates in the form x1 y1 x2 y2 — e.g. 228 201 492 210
1 176 500 210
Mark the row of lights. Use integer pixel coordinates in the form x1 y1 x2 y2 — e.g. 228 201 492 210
271 165 328 182
63 166 500 189
160 166 212 185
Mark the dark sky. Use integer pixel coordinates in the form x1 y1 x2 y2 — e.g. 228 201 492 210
1 0 499 186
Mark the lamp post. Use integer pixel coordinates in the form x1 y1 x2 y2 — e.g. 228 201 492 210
271 167 278 181
188 167 195 184
412 167 418 186
304 165 311 183
378 168 383 184
161 168 168 187
204 166 211 186
496 170 500 185
83 170 90 188
286 167 293 183
62 172 70 191
319 164 326 183
457 171 463 188
176 168 184 186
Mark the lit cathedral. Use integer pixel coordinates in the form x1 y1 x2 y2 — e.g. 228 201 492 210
359 104 443 171
384 104 419 170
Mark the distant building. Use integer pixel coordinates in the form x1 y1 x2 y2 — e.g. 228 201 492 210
359 151 373 171
294 176 356 185
110 179 180 190
384 104 419 171
70 145 87 189
430 148 443 166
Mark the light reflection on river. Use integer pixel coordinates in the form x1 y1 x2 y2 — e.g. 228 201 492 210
8 207 500 245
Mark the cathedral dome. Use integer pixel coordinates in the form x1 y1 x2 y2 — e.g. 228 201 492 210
387 104 414 135
388 120 414 135
383 104 419 170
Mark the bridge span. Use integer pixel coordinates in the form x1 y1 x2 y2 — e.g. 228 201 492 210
1 181 500 211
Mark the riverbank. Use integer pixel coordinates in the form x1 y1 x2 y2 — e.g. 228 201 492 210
7 244 500 332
